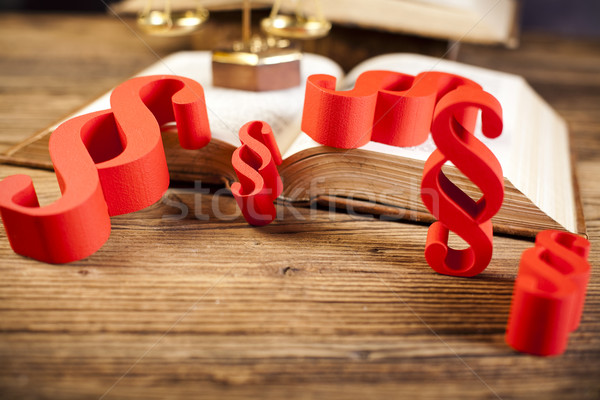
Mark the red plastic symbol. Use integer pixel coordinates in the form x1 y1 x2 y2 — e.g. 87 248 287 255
505 230 591 356
231 121 283 226
301 71 480 148
0 75 211 263
420 85 504 277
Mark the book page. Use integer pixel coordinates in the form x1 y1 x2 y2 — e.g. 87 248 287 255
285 53 521 170
284 53 576 233
48 51 343 156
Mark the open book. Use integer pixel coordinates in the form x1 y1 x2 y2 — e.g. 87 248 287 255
3 51 585 238
113 0 519 47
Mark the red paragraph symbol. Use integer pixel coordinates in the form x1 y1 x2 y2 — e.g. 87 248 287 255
506 230 591 356
231 121 283 226
421 86 504 277
0 75 211 263
302 71 481 149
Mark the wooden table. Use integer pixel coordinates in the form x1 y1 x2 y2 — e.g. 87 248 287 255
1 12 599 400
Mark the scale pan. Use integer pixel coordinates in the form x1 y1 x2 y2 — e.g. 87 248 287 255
261 14 331 39
137 9 208 37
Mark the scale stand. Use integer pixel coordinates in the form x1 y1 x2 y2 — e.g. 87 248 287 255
212 0 330 92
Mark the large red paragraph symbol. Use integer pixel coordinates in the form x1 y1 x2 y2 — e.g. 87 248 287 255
506 230 591 356
420 86 504 277
231 121 283 226
0 75 210 263
302 71 481 148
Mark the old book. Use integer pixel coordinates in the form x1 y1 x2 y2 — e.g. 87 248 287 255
1 51 585 238
113 0 519 46
276 0 520 47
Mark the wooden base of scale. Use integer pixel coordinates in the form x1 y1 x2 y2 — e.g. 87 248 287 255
212 47 301 92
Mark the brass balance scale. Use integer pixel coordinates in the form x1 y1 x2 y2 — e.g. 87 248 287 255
136 0 331 91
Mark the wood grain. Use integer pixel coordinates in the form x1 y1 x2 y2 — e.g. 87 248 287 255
0 12 599 400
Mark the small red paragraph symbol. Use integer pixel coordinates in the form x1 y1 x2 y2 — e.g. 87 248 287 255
420 86 504 277
0 75 211 263
506 230 591 356
231 121 283 226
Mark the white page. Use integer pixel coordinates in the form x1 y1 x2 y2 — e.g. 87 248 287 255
283 53 575 232
49 51 343 155
285 53 521 170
